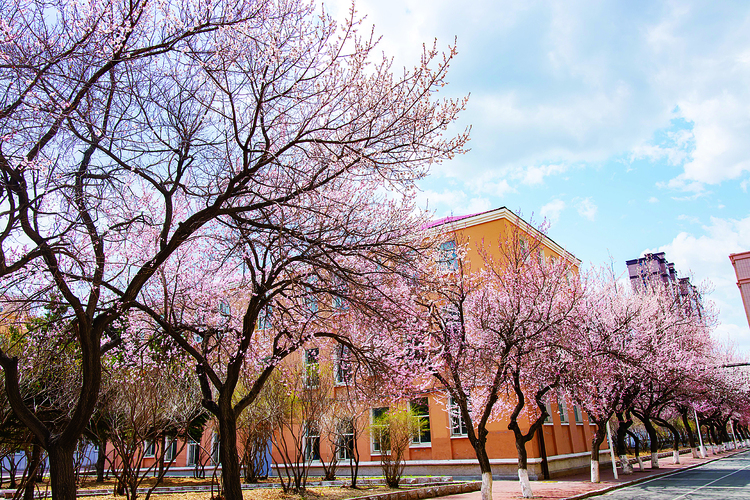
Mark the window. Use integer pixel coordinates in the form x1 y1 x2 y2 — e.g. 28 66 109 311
211 432 220 465
558 397 568 424
442 304 462 336
219 300 231 316
337 419 355 460
304 348 320 388
257 305 273 330
573 405 583 424
449 397 468 436
143 440 155 458
334 344 352 385
544 400 553 424
438 240 459 271
371 407 389 453
519 237 529 256
164 439 178 462
187 439 200 466
410 398 431 445
305 423 321 462
332 289 348 310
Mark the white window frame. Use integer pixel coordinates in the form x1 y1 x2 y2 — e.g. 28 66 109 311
371 407 389 454
186 439 200 466
305 423 321 462
448 397 468 437
410 397 431 446
438 240 459 271
573 404 583 424
303 347 320 388
211 432 220 465
164 439 178 462
333 344 352 385
143 440 155 458
544 400 554 425
218 300 231 316
558 397 569 424
337 419 355 460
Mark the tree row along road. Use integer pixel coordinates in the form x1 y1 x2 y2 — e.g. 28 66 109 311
601 450 750 500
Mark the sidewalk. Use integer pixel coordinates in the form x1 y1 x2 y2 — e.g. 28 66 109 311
442 448 747 500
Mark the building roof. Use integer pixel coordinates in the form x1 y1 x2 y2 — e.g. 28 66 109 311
426 206 581 265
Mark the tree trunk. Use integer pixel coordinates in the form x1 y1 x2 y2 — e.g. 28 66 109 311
157 434 166 480
709 425 719 454
471 441 493 500
590 422 607 483
653 417 681 464
218 411 243 500
640 416 660 469
615 412 633 475
96 439 107 482
48 443 77 500
22 443 42 500
680 410 698 458
514 438 532 499
625 430 643 471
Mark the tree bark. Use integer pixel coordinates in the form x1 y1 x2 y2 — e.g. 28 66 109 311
615 412 633 474
625 430 643 471
48 444 77 500
590 421 607 483
653 417 681 464
217 410 243 500
470 438 493 500
96 439 107 482
680 410 698 458
639 414 660 468
22 443 42 500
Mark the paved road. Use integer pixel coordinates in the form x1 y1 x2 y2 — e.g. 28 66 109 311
600 450 750 500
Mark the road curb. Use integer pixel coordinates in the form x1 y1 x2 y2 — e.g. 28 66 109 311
562 449 748 500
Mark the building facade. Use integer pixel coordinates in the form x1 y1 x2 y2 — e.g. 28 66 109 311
272 207 606 480
730 251 750 329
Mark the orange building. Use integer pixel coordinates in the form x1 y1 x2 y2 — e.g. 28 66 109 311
273 207 609 480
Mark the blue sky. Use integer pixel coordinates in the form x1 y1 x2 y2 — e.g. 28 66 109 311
327 0 750 353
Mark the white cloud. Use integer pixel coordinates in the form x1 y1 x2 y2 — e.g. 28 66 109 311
417 189 492 218
677 214 700 224
540 199 566 225
648 196 659 203
521 164 569 185
575 197 597 221
649 214 750 352
329 0 750 193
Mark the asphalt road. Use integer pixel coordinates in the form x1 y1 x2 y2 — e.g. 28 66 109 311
600 450 750 500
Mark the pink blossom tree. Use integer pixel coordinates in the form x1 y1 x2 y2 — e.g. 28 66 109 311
0 1 467 498
564 270 649 482
405 219 583 500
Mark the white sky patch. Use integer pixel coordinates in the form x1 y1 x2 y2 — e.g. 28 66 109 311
540 199 566 225
648 214 750 351
417 189 492 217
630 128 693 166
521 163 569 185
648 196 659 203
677 214 700 224
575 197 598 221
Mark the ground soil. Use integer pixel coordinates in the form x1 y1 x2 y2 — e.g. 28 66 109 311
70 478 397 500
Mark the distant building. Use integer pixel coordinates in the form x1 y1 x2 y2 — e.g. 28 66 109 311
729 251 750 329
625 252 677 291
625 252 701 316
